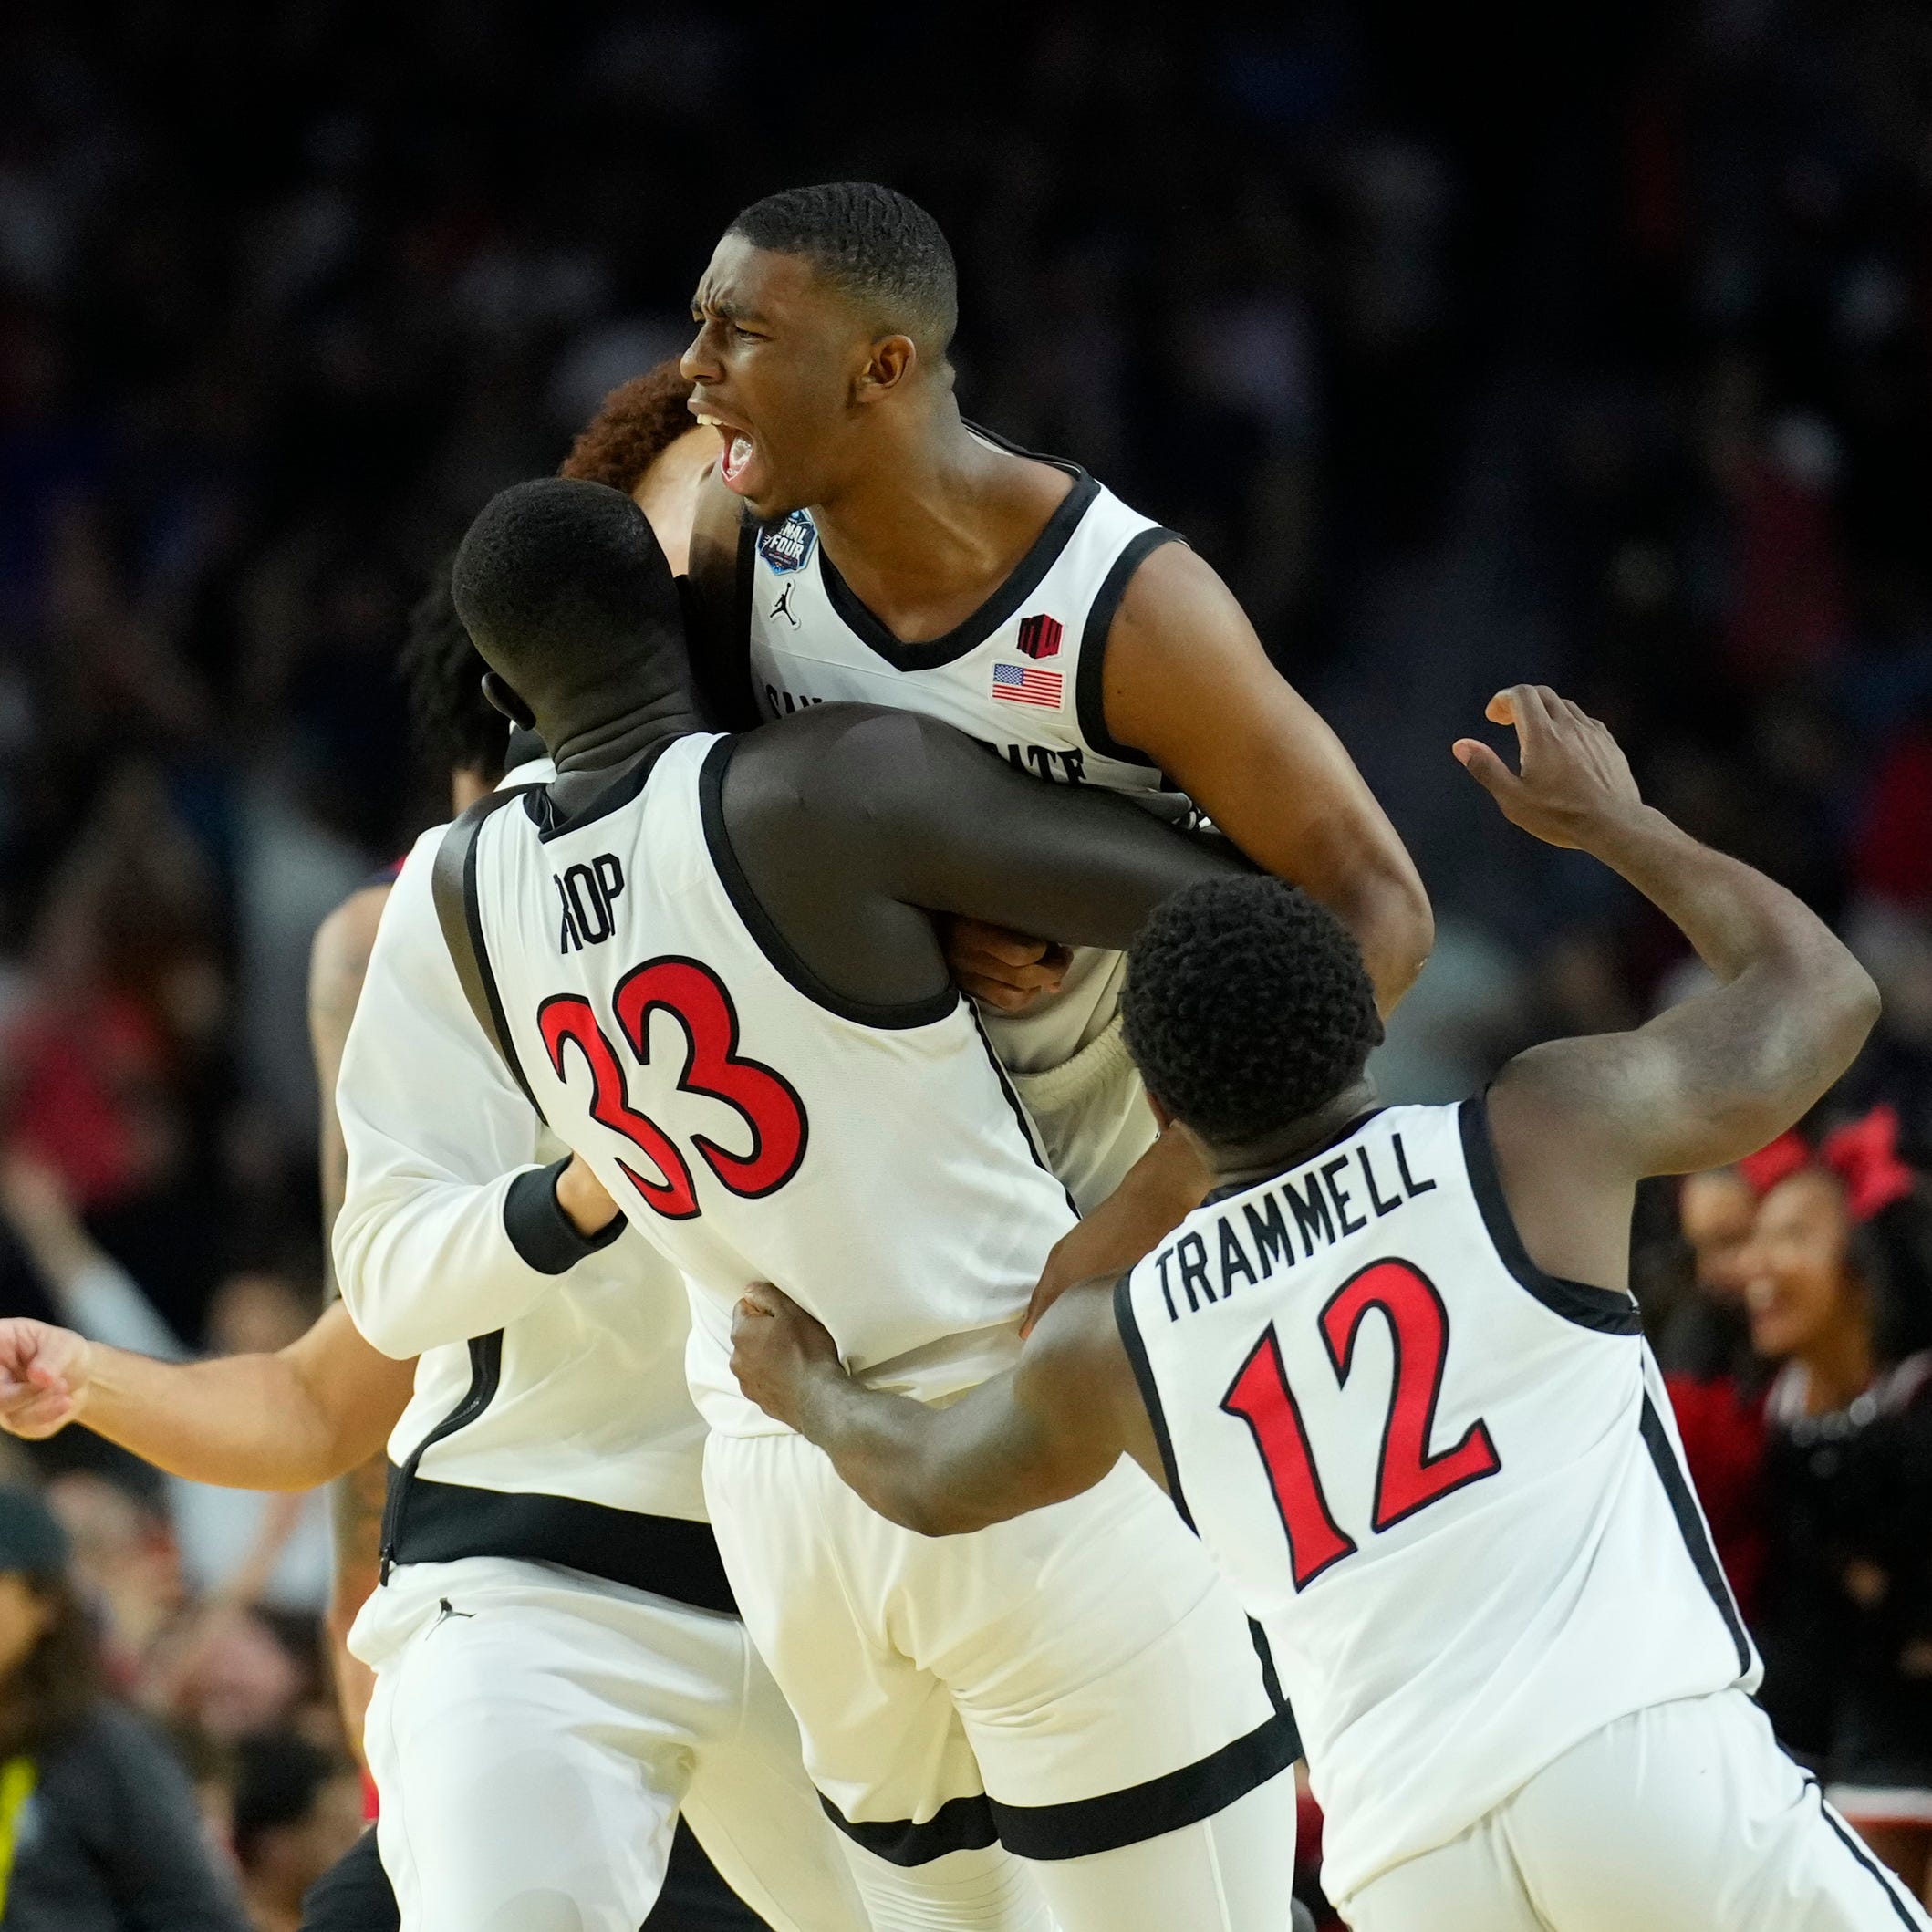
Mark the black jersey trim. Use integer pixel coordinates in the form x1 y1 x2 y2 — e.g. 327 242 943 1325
1637 1390 1754 1678
431 790 543 1113
1200 1107 1387 1208
526 735 682 843
991 1708 1300 1860
383 1474 738 1615
1812 1781 1927 1929
696 737 961 1031
816 460 1101 674
968 1004 1077 1215
379 1332 504 1584
1457 1097 1642 1335
503 1157 628 1273
1073 526 1183 770
1247 1618 1291 1717
1114 1273 1195 1530
817 1792 998 1867
817 1708 1300 1866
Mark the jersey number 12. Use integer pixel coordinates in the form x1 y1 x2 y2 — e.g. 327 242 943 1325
537 956 808 1221
1220 1259 1501 1588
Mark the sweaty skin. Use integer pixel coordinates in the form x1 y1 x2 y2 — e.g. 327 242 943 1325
728 687 1879 1538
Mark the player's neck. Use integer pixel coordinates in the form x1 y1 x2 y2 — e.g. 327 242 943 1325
1197 1083 1380 1194
541 686 707 807
809 402 1070 629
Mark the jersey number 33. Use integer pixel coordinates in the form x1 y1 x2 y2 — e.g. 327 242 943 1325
537 956 809 1221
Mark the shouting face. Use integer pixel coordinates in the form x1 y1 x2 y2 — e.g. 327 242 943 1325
681 234 909 522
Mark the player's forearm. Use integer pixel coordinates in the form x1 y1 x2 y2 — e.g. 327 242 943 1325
791 1372 988 1537
1590 805 1875 1018
80 1345 349 1489
1324 859 1433 1017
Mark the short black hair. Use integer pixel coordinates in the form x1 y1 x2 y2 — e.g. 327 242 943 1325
1122 877 1383 1146
729 182 958 353
232 1731 348 1868
450 478 681 697
397 555 506 782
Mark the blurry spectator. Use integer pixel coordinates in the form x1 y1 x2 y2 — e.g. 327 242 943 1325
1742 1111 1932 1904
2 1157 330 1615
0 1483 252 1929
229 1732 362 1932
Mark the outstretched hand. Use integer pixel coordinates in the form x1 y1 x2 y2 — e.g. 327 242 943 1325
1454 685 1642 850
0 1319 92 1439
730 1285 844 1432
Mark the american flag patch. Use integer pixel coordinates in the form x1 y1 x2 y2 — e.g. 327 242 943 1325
992 662 1063 707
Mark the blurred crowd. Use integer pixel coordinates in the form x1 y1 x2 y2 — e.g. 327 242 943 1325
2 0 1932 1926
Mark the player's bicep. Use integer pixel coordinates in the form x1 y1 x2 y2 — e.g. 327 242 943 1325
868 714 1243 950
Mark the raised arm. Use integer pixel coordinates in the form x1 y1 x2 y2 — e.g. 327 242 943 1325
1096 542 1431 1014
728 1276 1153 1536
1463 687 1880 1290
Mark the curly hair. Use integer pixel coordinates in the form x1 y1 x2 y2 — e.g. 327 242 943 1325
729 182 957 353
559 358 698 494
397 555 506 782
1122 876 1383 1146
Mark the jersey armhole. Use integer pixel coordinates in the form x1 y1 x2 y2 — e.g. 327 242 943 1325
1074 527 1186 771
695 737 961 1032
1113 1272 1197 1529
1456 1096 1642 1335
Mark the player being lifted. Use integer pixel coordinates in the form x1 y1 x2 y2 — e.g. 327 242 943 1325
732 688 1928 1932
680 181 1429 1232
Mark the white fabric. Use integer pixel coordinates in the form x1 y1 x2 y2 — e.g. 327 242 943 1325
334 784 707 1520
354 1554 866 1932
1122 1101 1759 1903
1005 1011 1156 1216
746 443 1181 1136
701 1433 1288 1831
1343 1690 1932 1930
468 732 1077 1433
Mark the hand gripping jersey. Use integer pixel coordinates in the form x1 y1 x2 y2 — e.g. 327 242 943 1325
743 431 1186 1145
460 732 1077 1436
1117 1100 1760 1904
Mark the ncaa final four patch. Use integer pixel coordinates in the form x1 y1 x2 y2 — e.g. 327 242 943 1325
756 510 816 574
992 662 1063 707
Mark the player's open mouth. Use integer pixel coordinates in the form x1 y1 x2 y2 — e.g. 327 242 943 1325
696 413 758 494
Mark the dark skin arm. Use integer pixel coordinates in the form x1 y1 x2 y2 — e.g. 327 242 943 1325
731 1276 1156 1536
1463 686 1880 1291
720 705 1250 1012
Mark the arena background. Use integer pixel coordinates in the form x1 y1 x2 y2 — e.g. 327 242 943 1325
1 3 1930 1927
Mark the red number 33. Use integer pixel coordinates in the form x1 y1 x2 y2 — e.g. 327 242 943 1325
538 955 808 1221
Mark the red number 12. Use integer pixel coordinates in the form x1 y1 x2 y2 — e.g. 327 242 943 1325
1220 1259 1501 1589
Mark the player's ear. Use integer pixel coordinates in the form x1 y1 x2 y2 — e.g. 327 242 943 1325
482 671 535 731
854 334 917 403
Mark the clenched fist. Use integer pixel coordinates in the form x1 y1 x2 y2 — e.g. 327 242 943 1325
0 1320 92 1439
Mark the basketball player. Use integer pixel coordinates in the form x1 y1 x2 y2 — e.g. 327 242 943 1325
1 369 866 1932
730 685 1926 1932
357 473 1307 1931
680 182 1431 1235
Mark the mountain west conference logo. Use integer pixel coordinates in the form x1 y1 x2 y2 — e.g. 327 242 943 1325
757 510 816 575
1015 613 1063 659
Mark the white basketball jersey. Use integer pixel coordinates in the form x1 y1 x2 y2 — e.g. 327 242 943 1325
744 430 1186 1079
465 732 1077 1436
1118 1099 1760 1903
